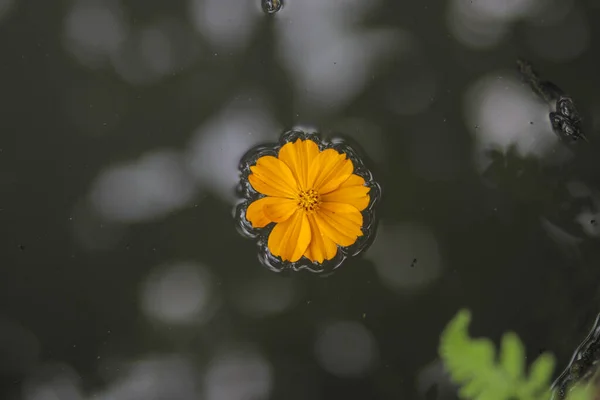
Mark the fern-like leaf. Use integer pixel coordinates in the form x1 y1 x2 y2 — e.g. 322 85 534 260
439 309 556 400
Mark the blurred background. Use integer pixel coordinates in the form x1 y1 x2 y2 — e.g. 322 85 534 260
1 0 600 399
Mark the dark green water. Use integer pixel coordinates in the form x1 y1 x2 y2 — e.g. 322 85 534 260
1 0 600 399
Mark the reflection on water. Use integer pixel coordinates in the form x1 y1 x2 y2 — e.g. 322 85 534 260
22 363 84 400
63 0 127 70
274 0 404 118
93 355 200 400
90 151 198 223
185 92 280 205
2 0 600 399
447 0 589 58
464 72 562 164
366 221 444 293
314 320 378 378
140 262 218 327
204 346 273 400
189 0 262 51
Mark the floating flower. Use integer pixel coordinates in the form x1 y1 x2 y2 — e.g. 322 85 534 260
236 130 380 272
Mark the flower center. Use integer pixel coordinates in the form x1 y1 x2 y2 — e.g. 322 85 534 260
297 189 321 213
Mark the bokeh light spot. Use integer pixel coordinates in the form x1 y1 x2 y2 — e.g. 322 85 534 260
140 262 217 326
314 321 378 378
367 221 444 293
90 150 198 223
204 347 273 400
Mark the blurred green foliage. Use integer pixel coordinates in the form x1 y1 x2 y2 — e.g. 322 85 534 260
439 309 594 400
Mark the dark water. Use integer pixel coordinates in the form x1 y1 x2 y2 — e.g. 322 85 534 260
1 1 600 399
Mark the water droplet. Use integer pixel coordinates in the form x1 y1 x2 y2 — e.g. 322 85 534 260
261 0 283 14
234 129 381 274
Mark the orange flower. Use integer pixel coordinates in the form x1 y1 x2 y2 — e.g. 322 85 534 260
245 139 370 263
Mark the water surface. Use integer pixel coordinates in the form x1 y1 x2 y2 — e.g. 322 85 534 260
1 1 600 399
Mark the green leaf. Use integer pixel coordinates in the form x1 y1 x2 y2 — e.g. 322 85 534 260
439 309 557 400
500 332 525 380
521 352 555 396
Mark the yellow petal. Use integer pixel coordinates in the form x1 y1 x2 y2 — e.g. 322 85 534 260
314 202 363 247
246 197 292 228
320 202 363 228
339 174 366 188
313 213 355 247
307 149 353 194
278 139 320 190
263 198 298 222
321 174 371 211
248 155 298 198
303 214 338 263
318 158 354 194
268 210 311 262
304 246 313 261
